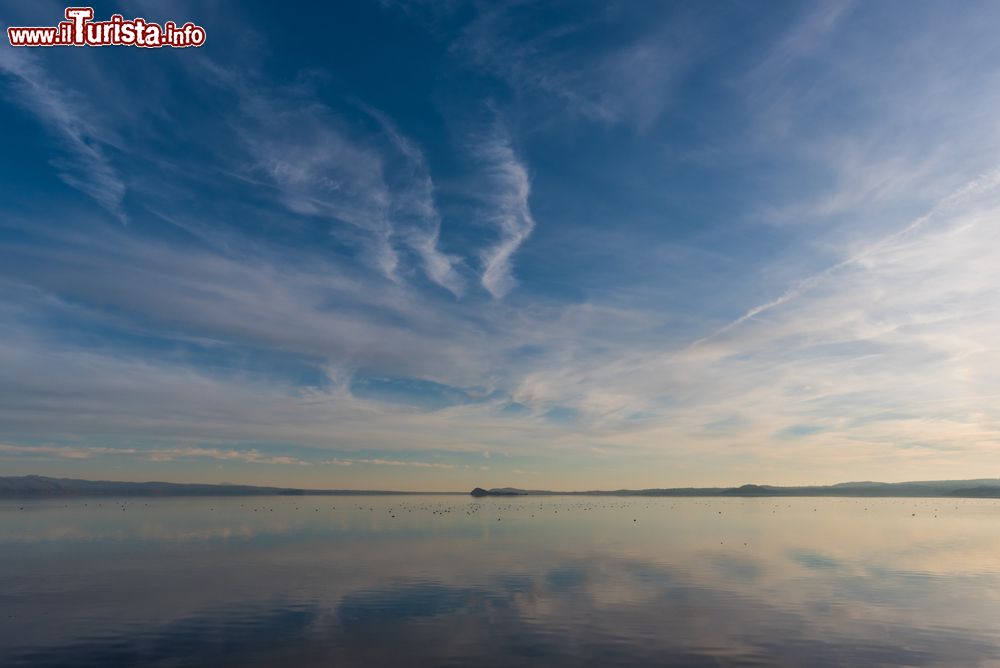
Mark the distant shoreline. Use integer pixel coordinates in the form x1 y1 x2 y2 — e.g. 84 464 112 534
4 475 1000 499
0 475 464 498
468 481 1000 499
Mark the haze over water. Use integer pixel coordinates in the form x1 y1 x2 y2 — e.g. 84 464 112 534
4 495 1000 667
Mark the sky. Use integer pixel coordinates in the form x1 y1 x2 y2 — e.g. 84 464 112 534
2 1 1000 490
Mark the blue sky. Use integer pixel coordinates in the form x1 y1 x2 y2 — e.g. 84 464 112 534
2 1 1000 489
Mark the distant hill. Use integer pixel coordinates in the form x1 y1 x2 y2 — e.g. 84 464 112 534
0 475 446 497
469 479 1000 498
471 487 532 497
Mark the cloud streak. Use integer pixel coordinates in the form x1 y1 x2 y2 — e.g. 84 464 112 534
700 166 1000 343
453 2 695 129
0 442 459 470
477 125 535 298
0 48 126 222
222 73 462 292
369 108 465 295
326 458 456 469
0 443 310 466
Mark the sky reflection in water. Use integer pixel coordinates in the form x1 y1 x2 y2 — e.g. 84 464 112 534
3 496 1000 667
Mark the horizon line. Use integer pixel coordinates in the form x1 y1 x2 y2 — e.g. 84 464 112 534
5 474 1000 497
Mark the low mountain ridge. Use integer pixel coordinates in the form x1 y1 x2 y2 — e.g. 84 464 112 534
468 479 1000 498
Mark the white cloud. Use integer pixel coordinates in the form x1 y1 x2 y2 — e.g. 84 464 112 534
702 167 1000 343
0 49 126 223
325 458 455 469
477 125 535 298
228 80 464 293
234 90 400 280
369 108 465 295
454 3 694 130
0 443 309 466
0 443 129 460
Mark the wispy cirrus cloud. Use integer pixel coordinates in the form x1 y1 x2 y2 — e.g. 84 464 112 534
0 443 126 460
453 1 696 130
326 458 456 469
234 87 401 280
0 49 126 223
477 124 535 298
0 443 455 469
739 0 1000 236
0 221 490 383
226 75 463 293
0 443 310 466
146 447 311 466
0 443 458 471
368 108 465 296
701 167 1000 343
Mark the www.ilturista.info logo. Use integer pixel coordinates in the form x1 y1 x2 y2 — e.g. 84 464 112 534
7 7 206 48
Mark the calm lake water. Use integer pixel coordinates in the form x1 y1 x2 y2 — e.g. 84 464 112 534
2 495 1000 667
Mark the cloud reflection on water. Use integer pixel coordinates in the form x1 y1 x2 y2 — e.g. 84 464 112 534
2 496 1000 666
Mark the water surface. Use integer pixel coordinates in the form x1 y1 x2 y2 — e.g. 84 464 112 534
3 495 1000 666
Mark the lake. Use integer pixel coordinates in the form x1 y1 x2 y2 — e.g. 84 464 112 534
2 495 1000 666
